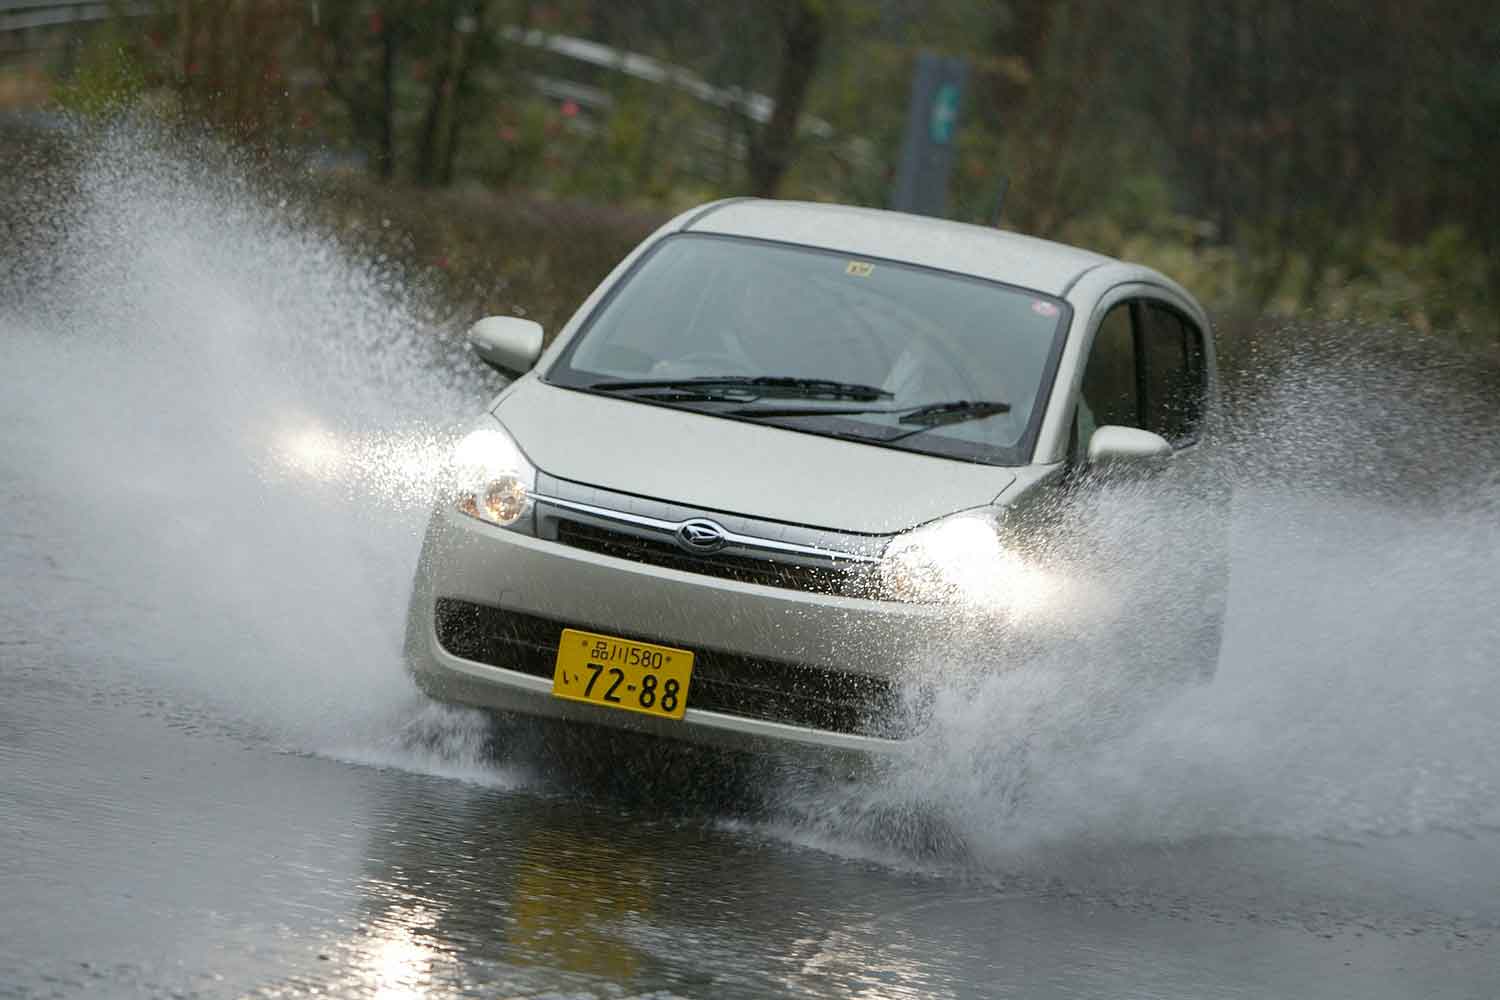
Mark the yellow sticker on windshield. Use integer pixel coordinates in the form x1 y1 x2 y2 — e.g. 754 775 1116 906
845 260 874 277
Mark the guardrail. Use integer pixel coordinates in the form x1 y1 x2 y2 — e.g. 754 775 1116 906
0 1 149 62
1 1 144 32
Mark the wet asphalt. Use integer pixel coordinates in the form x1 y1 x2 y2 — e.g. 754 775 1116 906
4 632 1498 999
2 359 1498 997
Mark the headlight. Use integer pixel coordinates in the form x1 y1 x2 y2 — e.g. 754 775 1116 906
449 420 536 530
880 510 1049 611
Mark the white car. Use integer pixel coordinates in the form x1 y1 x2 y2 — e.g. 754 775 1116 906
405 198 1223 760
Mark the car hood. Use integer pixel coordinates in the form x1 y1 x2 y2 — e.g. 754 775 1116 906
494 379 1018 534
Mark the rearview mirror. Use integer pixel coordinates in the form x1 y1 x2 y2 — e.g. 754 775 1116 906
1087 425 1173 470
467 316 544 378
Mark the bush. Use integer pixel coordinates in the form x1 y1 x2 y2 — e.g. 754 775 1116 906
52 26 149 118
308 176 665 338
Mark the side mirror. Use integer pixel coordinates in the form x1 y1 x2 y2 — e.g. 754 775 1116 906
467 316 544 378
1087 425 1173 470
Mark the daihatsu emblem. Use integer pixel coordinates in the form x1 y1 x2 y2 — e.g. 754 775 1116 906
676 519 727 554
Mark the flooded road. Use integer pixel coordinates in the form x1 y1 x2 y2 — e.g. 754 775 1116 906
4 634 1497 999
3 123 1498 997
5 473 1498 997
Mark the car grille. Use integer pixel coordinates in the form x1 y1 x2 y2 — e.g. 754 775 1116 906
432 598 922 740
553 518 867 596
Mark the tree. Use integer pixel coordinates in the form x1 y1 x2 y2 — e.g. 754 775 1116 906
315 2 403 179
164 0 307 140
310 1 516 185
745 0 828 197
415 1 480 186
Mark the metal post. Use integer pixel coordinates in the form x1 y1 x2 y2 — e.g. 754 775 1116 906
890 51 968 219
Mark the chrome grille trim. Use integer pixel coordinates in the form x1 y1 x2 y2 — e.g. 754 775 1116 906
530 492 882 566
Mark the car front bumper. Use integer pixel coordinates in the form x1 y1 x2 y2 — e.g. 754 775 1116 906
403 506 959 763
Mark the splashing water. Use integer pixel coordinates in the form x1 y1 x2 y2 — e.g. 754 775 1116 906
777 344 1500 859
0 121 494 770
3 122 1497 856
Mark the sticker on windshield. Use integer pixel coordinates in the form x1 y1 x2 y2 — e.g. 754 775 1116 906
845 261 874 277
1031 300 1060 318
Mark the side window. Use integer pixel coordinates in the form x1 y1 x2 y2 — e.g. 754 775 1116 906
1142 304 1207 444
1079 303 1140 436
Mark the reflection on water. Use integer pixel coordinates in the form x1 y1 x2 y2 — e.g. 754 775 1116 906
361 906 441 1000
301 762 1500 1000
303 766 992 999
327 780 670 997
511 829 652 981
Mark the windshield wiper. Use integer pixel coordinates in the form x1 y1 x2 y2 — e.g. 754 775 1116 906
896 399 1010 426
588 375 893 401
723 398 1012 424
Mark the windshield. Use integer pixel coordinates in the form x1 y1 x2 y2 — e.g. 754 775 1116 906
546 234 1070 465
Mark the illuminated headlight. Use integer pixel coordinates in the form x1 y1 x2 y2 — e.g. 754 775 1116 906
880 511 1048 611
448 420 535 530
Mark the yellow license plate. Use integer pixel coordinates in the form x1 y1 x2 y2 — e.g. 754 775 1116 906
552 628 694 720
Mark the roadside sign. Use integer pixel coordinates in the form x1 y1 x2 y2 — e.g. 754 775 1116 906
891 52 969 218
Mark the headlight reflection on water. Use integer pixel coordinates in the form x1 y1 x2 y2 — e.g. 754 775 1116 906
276 427 346 480
267 423 457 510
357 905 443 1000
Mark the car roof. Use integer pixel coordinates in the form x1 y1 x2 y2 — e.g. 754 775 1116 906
677 198 1116 297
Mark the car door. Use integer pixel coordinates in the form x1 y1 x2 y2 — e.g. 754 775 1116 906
1071 293 1229 678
